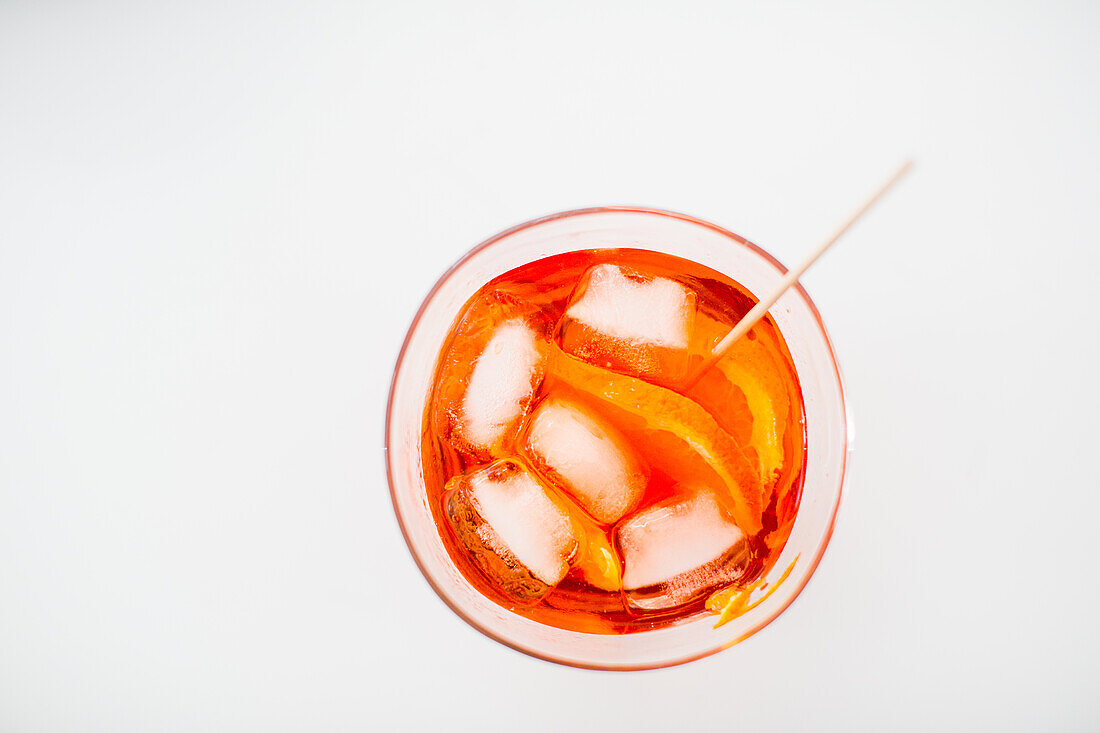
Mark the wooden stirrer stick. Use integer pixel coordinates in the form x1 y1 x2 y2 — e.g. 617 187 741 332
685 160 913 386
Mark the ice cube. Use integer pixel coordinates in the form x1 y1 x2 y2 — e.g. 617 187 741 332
523 396 647 524
445 460 579 602
617 488 751 611
457 318 545 454
558 264 695 382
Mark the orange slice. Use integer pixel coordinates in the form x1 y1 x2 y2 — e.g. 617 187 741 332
687 312 792 489
572 519 622 592
684 366 754 447
546 345 764 536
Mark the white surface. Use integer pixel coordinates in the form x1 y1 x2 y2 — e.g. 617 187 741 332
0 1 1097 730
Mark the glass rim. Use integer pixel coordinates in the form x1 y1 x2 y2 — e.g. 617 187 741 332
385 206 849 670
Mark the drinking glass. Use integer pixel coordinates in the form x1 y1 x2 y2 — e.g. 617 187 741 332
386 207 850 670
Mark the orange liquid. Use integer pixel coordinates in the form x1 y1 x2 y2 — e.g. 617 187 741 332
422 249 806 634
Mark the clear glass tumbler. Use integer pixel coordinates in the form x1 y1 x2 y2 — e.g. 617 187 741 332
386 207 850 670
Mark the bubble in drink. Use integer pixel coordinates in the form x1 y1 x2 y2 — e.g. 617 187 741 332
558 263 696 383
617 488 751 611
523 396 648 524
423 249 805 633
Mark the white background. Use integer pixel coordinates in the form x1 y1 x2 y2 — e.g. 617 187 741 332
2 1 1098 730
